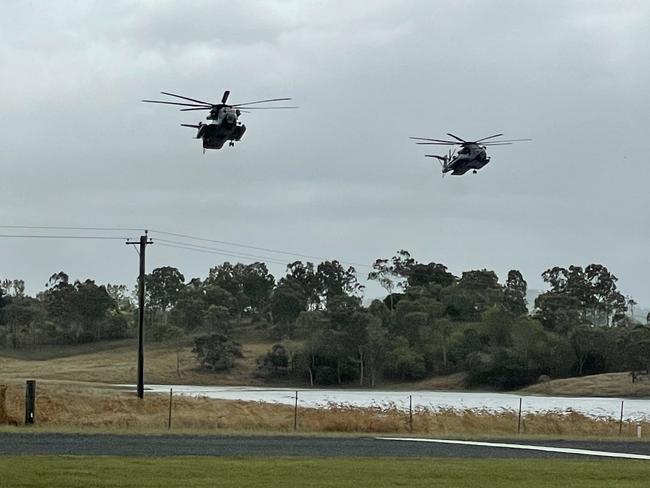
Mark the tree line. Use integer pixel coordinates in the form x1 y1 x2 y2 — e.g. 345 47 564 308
1 253 648 389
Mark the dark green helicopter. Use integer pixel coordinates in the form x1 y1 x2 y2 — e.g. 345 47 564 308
411 133 531 176
143 90 297 152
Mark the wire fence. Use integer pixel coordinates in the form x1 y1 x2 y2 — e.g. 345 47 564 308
3 381 650 437
146 385 650 437
145 385 650 419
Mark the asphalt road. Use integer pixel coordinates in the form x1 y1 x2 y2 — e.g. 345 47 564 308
2 433 650 459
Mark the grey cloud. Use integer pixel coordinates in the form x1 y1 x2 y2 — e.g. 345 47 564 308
1 0 649 302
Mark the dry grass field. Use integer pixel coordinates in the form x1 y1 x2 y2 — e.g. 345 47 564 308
1 381 648 438
0 339 274 386
522 372 650 398
0 332 467 392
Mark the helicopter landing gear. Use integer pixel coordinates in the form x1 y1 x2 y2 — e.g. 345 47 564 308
229 141 235 147
473 170 477 174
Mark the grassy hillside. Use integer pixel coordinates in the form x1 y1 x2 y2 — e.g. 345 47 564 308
0 325 468 389
0 337 275 386
1 328 648 397
522 372 650 398
0 324 285 385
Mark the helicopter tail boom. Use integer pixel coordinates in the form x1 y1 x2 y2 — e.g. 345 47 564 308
425 148 455 176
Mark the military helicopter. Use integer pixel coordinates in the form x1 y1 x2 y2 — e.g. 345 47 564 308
142 90 297 151
410 133 531 176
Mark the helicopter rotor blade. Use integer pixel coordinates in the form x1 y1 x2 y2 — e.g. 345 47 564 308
473 133 504 143
180 124 201 129
221 90 230 104
483 138 532 143
446 133 467 143
142 100 211 108
233 98 292 107
179 107 213 112
410 137 461 144
238 106 299 110
481 142 513 146
160 91 214 105
415 142 460 145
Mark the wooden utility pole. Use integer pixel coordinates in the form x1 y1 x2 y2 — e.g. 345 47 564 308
25 380 36 424
126 231 153 399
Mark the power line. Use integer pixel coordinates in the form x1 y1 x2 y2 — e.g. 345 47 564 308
149 229 371 269
155 237 296 264
0 234 132 240
0 224 372 269
156 242 289 266
0 225 145 232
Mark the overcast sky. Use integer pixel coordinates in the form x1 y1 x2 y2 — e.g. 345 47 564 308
1 0 649 303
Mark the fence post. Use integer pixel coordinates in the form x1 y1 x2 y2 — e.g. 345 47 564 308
25 380 36 425
409 395 413 432
0 385 7 425
619 400 624 436
517 398 522 434
293 391 298 431
167 388 173 430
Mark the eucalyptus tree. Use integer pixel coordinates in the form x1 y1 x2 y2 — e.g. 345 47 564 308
368 258 399 311
368 250 415 310
316 260 364 306
538 264 627 327
504 269 528 316
145 267 185 315
282 261 321 310
295 310 329 386
270 279 307 338
240 262 275 315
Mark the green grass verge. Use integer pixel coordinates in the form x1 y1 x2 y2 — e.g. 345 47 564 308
0 457 649 488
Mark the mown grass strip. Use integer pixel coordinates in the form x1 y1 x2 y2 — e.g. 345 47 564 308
1 457 650 488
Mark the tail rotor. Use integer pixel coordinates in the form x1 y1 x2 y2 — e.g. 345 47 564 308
425 154 447 177
425 148 453 177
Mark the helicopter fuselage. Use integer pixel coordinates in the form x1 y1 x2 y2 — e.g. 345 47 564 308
198 106 246 150
197 122 246 150
143 90 294 152
413 132 530 176
444 144 490 175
